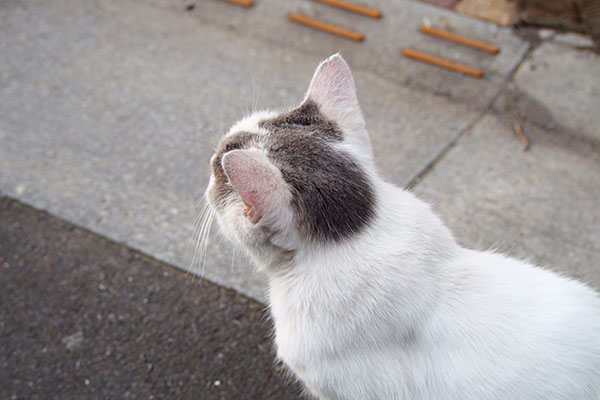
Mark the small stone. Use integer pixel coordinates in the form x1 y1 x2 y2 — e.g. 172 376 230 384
538 29 554 40
84 379 90 385
214 380 221 386
62 331 84 350
554 32 594 47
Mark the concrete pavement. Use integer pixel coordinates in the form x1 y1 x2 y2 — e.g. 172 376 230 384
2 0 598 301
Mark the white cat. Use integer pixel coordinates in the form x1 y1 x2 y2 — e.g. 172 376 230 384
205 54 600 400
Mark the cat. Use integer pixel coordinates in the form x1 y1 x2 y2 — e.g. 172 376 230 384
205 54 600 400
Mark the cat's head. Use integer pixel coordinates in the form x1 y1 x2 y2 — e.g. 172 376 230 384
207 54 377 269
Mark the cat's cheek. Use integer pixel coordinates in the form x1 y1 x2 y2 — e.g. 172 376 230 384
216 205 250 247
223 201 264 238
225 195 262 227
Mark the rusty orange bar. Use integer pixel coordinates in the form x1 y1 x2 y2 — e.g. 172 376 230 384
402 48 484 78
288 13 364 41
222 0 253 7
315 0 382 19
419 25 500 54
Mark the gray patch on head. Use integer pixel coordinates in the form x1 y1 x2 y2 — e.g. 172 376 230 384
261 101 376 243
260 100 343 142
209 102 375 243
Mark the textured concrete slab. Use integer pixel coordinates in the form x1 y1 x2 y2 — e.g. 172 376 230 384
148 0 529 107
514 42 600 142
0 0 481 301
414 114 600 289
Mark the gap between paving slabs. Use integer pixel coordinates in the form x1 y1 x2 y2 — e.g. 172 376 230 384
0 0 531 303
167 0 531 107
136 1 594 299
191 0 532 296
179 0 534 187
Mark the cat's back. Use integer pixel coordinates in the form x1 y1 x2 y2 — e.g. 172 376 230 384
431 248 600 399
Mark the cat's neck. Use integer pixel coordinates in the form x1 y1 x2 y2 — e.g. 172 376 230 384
266 178 460 300
265 180 461 352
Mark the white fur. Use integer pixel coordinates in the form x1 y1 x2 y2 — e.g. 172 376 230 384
228 109 277 137
268 181 600 399
209 55 600 400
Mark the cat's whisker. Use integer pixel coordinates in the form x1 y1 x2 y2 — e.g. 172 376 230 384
193 201 214 283
251 73 257 113
194 194 207 210
191 199 214 278
197 208 213 273
189 201 212 278
252 74 263 113
200 210 214 278
195 206 214 279
243 83 251 117
183 201 208 276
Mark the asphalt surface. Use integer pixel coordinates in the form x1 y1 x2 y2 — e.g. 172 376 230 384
0 197 303 399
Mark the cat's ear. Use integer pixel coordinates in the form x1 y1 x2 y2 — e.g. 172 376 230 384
304 54 365 133
221 149 288 224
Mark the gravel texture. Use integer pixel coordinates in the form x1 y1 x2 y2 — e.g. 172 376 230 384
0 197 303 399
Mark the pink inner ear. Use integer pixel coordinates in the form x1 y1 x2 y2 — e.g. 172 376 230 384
306 54 358 114
221 149 282 224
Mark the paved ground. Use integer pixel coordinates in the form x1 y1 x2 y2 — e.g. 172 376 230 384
1 0 599 398
0 197 303 399
0 0 532 300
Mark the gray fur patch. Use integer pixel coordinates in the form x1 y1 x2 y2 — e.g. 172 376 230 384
261 101 375 243
260 101 343 142
210 102 375 243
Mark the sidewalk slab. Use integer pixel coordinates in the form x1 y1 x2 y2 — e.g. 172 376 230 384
148 0 529 107
0 0 480 301
513 42 600 142
414 114 600 289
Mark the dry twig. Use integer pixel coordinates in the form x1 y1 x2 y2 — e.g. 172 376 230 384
506 113 531 151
